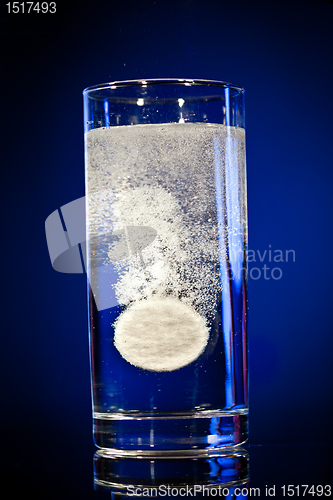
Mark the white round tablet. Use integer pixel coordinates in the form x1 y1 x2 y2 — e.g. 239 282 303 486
113 296 209 372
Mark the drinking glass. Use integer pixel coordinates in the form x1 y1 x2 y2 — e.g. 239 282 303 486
83 79 248 455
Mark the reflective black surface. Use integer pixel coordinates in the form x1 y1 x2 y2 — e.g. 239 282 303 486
94 446 249 494
5 432 332 499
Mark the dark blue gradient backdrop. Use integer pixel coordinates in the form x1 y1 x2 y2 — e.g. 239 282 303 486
2 0 333 447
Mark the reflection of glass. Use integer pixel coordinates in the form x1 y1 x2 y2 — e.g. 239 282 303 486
83 79 248 453
94 447 249 497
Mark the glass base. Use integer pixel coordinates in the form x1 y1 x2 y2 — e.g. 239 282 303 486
93 409 248 455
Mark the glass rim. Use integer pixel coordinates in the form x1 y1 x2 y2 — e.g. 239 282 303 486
82 78 244 96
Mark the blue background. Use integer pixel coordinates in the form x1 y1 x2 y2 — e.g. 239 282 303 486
2 0 333 451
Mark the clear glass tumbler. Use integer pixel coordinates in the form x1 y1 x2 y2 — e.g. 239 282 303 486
83 79 248 455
